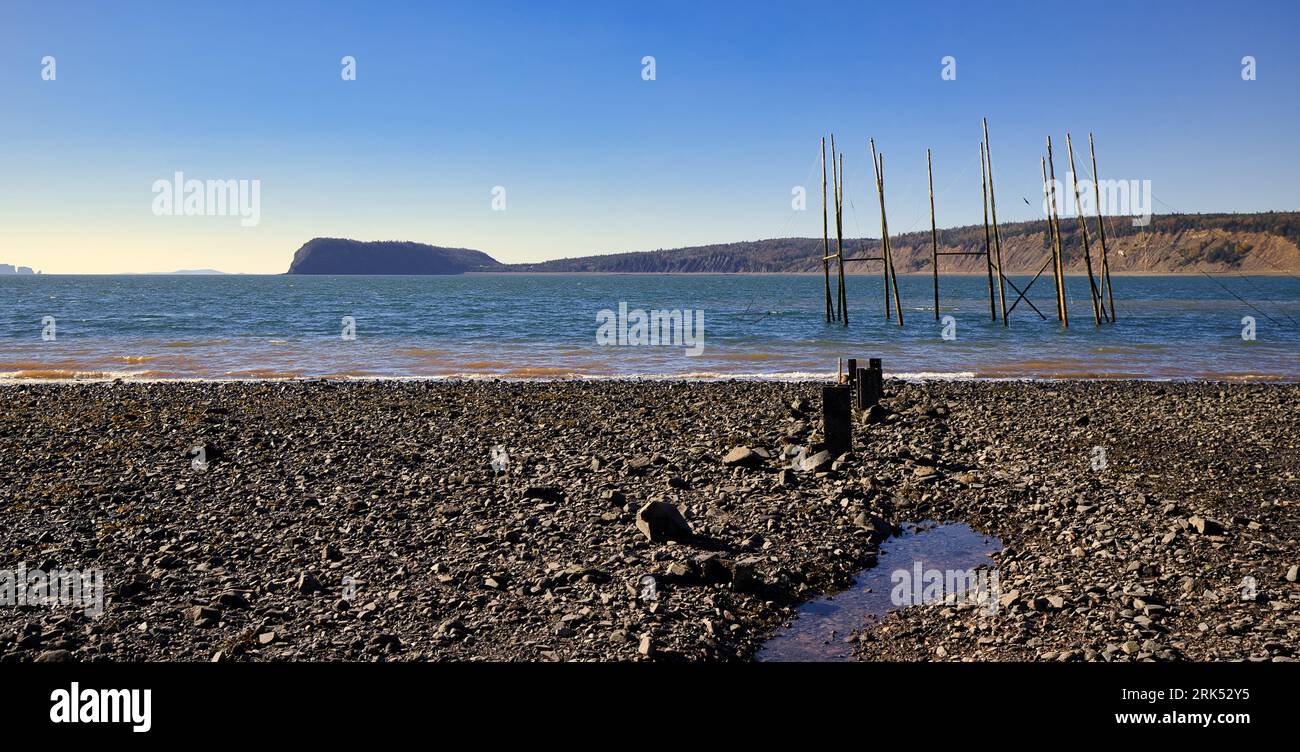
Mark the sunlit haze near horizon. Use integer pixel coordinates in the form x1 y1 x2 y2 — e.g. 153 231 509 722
2 0 1298 273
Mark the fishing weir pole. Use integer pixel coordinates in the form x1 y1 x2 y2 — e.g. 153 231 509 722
816 119 1118 328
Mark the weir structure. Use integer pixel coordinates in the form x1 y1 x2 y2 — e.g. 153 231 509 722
819 119 1118 329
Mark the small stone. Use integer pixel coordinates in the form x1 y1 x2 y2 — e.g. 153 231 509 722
213 591 250 609
296 572 324 595
1188 515 1223 535
722 446 764 468
187 605 221 625
799 450 833 473
523 486 565 502
638 633 654 657
635 500 693 543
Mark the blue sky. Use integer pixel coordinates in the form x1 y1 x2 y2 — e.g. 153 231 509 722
1 0 1297 272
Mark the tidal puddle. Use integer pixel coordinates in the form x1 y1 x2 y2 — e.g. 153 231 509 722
755 522 1002 662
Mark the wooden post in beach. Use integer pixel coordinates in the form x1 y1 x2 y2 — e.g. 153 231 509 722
1046 137 1069 328
928 148 940 321
1066 133 1103 325
1090 133 1117 322
867 358 883 405
822 385 853 457
822 137 832 323
980 142 996 322
846 358 857 390
855 367 869 409
982 119 1008 326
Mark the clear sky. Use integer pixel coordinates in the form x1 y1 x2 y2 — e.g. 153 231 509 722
2 0 1297 273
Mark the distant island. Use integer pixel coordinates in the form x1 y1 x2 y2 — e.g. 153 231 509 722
0 264 38 275
287 238 500 275
285 212 1300 275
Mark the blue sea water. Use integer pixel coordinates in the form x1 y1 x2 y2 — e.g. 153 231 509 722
1 273 1297 381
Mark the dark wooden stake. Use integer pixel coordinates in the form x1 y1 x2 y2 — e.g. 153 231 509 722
822 385 853 457
866 358 883 405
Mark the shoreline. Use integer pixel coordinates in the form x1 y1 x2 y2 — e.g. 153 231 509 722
10 270 1299 277
3 372 1298 386
1 379 1295 662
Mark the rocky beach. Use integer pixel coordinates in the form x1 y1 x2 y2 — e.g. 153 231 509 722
1 379 1296 662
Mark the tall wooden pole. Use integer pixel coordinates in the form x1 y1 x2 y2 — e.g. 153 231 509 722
983 119 1008 326
927 148 939 321
1066 133 1103 325
1046 137 1069 328
878 153 904 327
1040 156 1062 322
836 151 848 326
870 139 890 321
1090 133 1117 322
821 137 832 323
831 134 843 323
980 142 996 321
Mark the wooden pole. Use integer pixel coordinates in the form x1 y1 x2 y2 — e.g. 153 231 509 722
830 135 841 323
927 148 939 321
982 119 1008 326
822 137 832 323
870 139 890 321
837 152 849 326
1045 137 1069 328
831 135 847 326
1066 133 1103 325
1090 133 1117 322
1040 154 1060 322
878 153 904 326
980 142 996 322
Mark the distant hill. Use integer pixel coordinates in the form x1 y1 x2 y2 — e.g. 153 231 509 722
286 238 503 275
285 212 1300 276
504 212 1300 275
